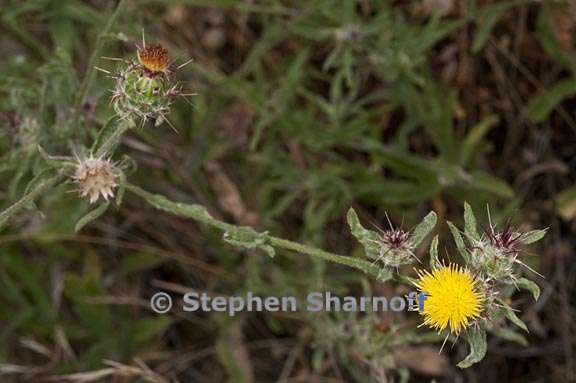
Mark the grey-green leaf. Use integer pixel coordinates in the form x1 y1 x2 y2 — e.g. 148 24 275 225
75 201 110 232
447 221 470 263
457 328 487 368
429 235 441 269
515 277 541 301
127 185 213 222
409 211 437 248
346 208 381 259
519 229 547 245
498 300 528 332
463 202 480 241
376 267 393 282
223 227 275 258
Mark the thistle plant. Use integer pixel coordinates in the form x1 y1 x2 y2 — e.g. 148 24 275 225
0 2 547 376
104 40 190 129
346 203 545 368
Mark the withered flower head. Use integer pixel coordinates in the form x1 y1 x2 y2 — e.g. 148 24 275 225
137 44 169 72
73 156 119 204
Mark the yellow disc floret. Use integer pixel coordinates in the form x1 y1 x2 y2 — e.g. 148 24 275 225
414 264 483 335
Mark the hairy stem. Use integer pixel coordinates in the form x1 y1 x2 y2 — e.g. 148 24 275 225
0 117 133 229
72 0 128 127
126 184 385 278
95 119 133 157
0 172 65 230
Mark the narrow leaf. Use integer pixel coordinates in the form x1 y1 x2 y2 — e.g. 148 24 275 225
461 115 498 166
526 78 576 123
498 300 528 332
223 227 275 258
457 328 487 368
515 277 541 301
429 235 441 269
409 211 437 248
464 202 480 240
519 229 547 245
127 185 213 222
75 202 110 232
346 208 381 260
472 3 516 53
447 221 470 262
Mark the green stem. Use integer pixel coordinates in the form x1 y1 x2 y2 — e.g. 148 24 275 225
0 118 132 229
0 172 65 230
126 184 383 278
95 119 133 157
72 0 127 126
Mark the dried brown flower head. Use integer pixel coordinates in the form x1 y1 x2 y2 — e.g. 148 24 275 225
73 157 119 203
137 44 169 72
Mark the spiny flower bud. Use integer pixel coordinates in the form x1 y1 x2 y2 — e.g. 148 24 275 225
104 42 190 128
373 227 416 268
73 156 119 204
470 221 523 281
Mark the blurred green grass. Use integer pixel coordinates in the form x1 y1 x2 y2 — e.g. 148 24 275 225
0 0 575 382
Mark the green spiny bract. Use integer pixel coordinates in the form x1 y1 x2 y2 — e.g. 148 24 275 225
469 221 525 282
372 227 416 268
111 60 182 126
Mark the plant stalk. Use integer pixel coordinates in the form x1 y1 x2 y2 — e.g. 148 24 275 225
126 184 385 278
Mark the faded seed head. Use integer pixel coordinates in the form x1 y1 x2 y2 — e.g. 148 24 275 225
73 157 119 204
137 44 169 73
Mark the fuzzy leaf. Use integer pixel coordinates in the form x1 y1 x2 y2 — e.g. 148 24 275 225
223 227 275 258
463 202 480 240
498 300 528 332
346 208 381 260
457 328 487 368
447 221 470 262
515 277 541 301
75 201 110 232
376 267 393 282
519 229 547 245
409 211 437 248
128 185 213 221
91 117 117 153
115 172 127 207
429 235 441 269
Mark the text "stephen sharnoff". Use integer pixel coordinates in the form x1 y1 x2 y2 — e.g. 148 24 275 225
150 291 428 316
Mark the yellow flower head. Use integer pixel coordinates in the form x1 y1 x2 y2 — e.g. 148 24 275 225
137 44 169 72
414 264 483 335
